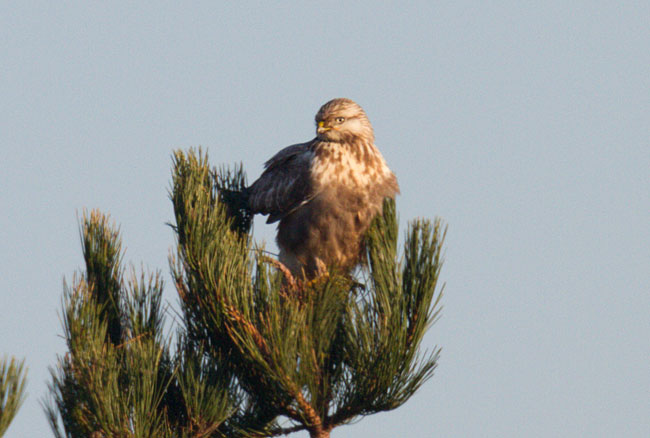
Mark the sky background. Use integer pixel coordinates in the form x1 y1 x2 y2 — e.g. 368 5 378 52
1 2 649 437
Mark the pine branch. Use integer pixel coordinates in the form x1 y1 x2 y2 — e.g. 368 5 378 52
80 209 124 345
47 208 240 438
213 163 252 235
325 200 445 427
170 149 286 436
0 357 28 437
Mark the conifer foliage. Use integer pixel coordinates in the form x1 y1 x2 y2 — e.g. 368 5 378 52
0 356 27 437
46 148 445 438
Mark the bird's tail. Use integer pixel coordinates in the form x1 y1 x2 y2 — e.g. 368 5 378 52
214 164 253 235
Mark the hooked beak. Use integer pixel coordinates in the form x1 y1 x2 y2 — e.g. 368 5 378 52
317 120 330 131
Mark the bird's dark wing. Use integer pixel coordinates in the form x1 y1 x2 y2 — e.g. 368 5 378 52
248 141 315 223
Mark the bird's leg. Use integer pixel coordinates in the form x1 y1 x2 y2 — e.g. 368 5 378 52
300 258 331 291
314 258 327 278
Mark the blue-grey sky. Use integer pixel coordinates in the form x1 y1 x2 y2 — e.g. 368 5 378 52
1 2 649 437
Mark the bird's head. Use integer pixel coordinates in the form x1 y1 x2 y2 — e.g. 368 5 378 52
315 98 374 143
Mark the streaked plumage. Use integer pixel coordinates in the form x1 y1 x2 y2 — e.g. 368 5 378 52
248 98 399 277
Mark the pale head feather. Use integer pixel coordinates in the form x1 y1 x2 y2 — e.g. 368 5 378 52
314 98 374 143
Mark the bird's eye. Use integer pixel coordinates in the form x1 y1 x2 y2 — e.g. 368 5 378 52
335 117 345 124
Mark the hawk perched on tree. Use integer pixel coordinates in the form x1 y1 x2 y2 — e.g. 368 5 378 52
245 98 399 277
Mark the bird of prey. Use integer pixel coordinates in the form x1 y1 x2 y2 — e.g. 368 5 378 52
242 98 399 278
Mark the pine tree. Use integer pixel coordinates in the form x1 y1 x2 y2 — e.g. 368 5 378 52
0 356 28 437
46 148 445 438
